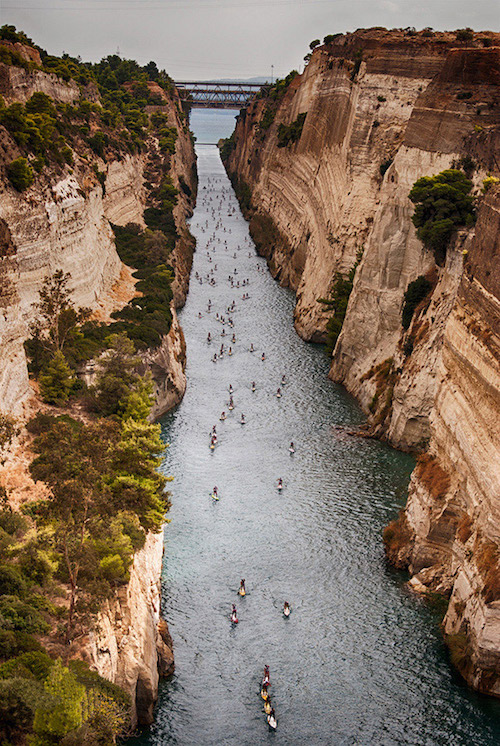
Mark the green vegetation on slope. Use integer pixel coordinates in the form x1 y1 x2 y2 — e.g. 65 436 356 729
401 275 433 330
318 250 363 353
277 112 307 148
255 70 299 140
409 169 475 264
1 331 171 743
0 29 185 742
0 24 189 190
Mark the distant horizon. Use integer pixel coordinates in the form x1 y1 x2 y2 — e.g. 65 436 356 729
3 0 499 81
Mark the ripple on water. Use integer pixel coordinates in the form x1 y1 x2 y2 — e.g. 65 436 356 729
128 120 500 746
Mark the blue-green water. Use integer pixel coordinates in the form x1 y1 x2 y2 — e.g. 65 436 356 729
130 110 500 745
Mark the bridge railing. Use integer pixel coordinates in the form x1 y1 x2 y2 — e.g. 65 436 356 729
175 81 267 109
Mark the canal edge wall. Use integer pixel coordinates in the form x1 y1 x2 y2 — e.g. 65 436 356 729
222 29 500 696
0 50 197 727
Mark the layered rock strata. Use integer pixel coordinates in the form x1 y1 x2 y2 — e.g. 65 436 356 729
225 29 500 695
0 62 196 417
0 54 196 721
87 531 174 726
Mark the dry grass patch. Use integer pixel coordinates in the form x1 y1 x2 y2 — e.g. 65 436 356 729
415 453 450 500
456 513 474 544
383 509 411 568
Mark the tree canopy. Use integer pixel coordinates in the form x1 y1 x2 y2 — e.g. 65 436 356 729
409 169 475 264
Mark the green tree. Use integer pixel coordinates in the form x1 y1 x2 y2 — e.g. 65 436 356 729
28 416 117 635
28 411 168 637
39 351 74 405
91 333 143 416
409 169 475 264
26 92 57 117
309 39 320 50
7 157 34 191
0 412 18 463
30 270 73 353
26 270 89 375
455 28 473 41
107 418 169 532
0 677 44 743
32 660 86 742
121 373 154 421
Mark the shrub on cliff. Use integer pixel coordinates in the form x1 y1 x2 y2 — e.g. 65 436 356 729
89 333 151 417
401 275 433 330
409 169 475 264
111 224 175 348
220 131 236 163
0 24 35 46
6 157 33 191
256 70 299 139
379 158 393 177
323 34 341 44
277 112 307 148
318 250 363 353
455 28 474 42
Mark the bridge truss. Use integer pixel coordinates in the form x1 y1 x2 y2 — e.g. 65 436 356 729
175 81 265 109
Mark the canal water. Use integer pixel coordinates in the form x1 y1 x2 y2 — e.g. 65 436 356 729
131 109 500 745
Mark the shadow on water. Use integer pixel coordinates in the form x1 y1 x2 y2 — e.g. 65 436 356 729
128 109 500 746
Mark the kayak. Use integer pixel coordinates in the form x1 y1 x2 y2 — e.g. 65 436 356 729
267 715 277 730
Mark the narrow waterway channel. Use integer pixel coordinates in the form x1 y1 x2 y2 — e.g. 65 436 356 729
131 110 500 746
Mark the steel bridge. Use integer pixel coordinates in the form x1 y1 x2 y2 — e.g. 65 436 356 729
175 81 265 109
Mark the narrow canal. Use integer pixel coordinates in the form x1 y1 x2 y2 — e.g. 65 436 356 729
132 110 500 745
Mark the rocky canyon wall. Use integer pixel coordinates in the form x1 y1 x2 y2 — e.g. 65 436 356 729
0 50 197 725
86 530 174 727
0 61 196 417
225 29 500 696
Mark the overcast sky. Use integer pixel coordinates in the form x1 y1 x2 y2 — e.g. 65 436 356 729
2 0 499 80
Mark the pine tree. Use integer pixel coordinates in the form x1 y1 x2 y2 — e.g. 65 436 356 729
32 660 86 741
39 351 74 405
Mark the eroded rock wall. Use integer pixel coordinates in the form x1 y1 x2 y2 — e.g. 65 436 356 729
0 66 196 417
0 59 197 720
226 29 500 695
397 186 500 695
225 30 466 343
87 530 174 726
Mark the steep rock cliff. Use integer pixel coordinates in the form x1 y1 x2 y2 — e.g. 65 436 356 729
0 52 197 725
0 62 196 417
225 29 472 342
225 29 500 696
86 531 174 726
397 186 500 696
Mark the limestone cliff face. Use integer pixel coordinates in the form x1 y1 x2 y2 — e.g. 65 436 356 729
86 530 174 726
226 29 500 696
147 308 187 420
0 145 123 414
0 61 80 105
225 29 472 343
0 64 196 417
0 58 196 720
396 186 500 696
